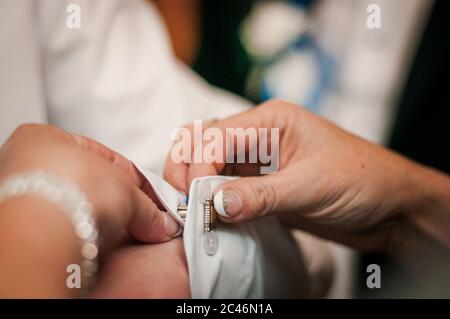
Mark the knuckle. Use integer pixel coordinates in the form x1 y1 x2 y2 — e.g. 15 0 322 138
259 99 280 113
262 98 297 111
247 178 277 217
258 99 301 129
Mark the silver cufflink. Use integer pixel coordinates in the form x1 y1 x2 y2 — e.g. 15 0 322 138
176 186 218 232
203 198 218 232
177 203 188 223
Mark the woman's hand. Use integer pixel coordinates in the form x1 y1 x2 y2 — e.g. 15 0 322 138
164 100 450 261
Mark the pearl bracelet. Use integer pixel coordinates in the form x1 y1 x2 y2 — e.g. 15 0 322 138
0 171 99 290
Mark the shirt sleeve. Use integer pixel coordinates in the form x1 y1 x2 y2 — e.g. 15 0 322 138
185 176 310 298
137 168 313 298
39 0 188 173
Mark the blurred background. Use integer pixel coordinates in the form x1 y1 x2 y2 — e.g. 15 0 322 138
153 0 450 297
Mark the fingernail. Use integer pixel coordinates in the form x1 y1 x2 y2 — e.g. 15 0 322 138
163 214 181 237
214 190 242 217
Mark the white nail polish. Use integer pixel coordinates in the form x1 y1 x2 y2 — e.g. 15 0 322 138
213 190 229 217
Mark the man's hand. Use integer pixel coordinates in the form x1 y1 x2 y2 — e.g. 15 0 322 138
0 124 181 297
0 124 180 245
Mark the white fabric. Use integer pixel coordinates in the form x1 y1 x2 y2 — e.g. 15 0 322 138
37 0 188 174
186 176 307 298
136 168 185 226
0 0 47 143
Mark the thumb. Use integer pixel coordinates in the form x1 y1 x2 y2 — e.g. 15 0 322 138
212 175 283 222
127 187 181 243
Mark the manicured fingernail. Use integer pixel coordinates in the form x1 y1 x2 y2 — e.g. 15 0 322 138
214 190 242 217
164 214 181 237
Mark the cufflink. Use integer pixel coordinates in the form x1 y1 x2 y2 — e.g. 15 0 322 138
203 198 218 232
176 191 188 225
177 203 188 222
198 179 218 232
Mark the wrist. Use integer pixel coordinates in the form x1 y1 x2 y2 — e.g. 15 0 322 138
389 161 450 258
0 171 100 293
0 196 82 297
409 165 450 246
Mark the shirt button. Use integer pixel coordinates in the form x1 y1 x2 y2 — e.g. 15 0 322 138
203 230 219 256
